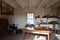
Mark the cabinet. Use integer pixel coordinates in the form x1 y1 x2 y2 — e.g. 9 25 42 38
1 0 14 15
0 18 8 32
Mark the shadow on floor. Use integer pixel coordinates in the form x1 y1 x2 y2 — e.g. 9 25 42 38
0 33 60 40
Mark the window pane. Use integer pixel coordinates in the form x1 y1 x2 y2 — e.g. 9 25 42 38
27 13 34 18
27 13 34 24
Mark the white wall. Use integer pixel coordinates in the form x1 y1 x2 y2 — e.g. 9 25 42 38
8 7 57 29
8 9 26 29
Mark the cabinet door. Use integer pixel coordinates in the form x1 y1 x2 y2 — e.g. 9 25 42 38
0 18 8 32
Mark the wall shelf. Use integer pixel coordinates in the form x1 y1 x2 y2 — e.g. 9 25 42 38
0 1 14 15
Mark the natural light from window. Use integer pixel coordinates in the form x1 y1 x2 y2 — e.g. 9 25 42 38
27 13 34 24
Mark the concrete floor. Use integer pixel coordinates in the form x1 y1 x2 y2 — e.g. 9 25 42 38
0 33 60 40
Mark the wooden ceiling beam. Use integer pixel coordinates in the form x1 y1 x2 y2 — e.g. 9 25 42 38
37 0 45 9
28 0 32 9
46 0 58 8
51 1 60 8
54 3 60 8
15 0 24 9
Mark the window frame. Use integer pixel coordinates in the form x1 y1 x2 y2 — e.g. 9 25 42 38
27 12 34 24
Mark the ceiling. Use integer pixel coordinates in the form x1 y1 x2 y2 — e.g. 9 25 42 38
3 0 60 9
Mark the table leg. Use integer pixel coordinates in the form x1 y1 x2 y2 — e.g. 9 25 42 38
23 32 25 40
48 33 50 40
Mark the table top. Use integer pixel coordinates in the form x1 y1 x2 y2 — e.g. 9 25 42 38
22 29 51 35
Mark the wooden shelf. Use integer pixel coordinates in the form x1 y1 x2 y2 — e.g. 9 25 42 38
1 1 14 15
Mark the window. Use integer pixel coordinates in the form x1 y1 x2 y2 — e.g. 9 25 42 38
27 13 34 24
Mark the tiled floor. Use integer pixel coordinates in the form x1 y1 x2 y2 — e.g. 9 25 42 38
0 33 60 40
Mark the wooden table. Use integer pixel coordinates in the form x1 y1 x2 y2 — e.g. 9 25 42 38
22 29 51 40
